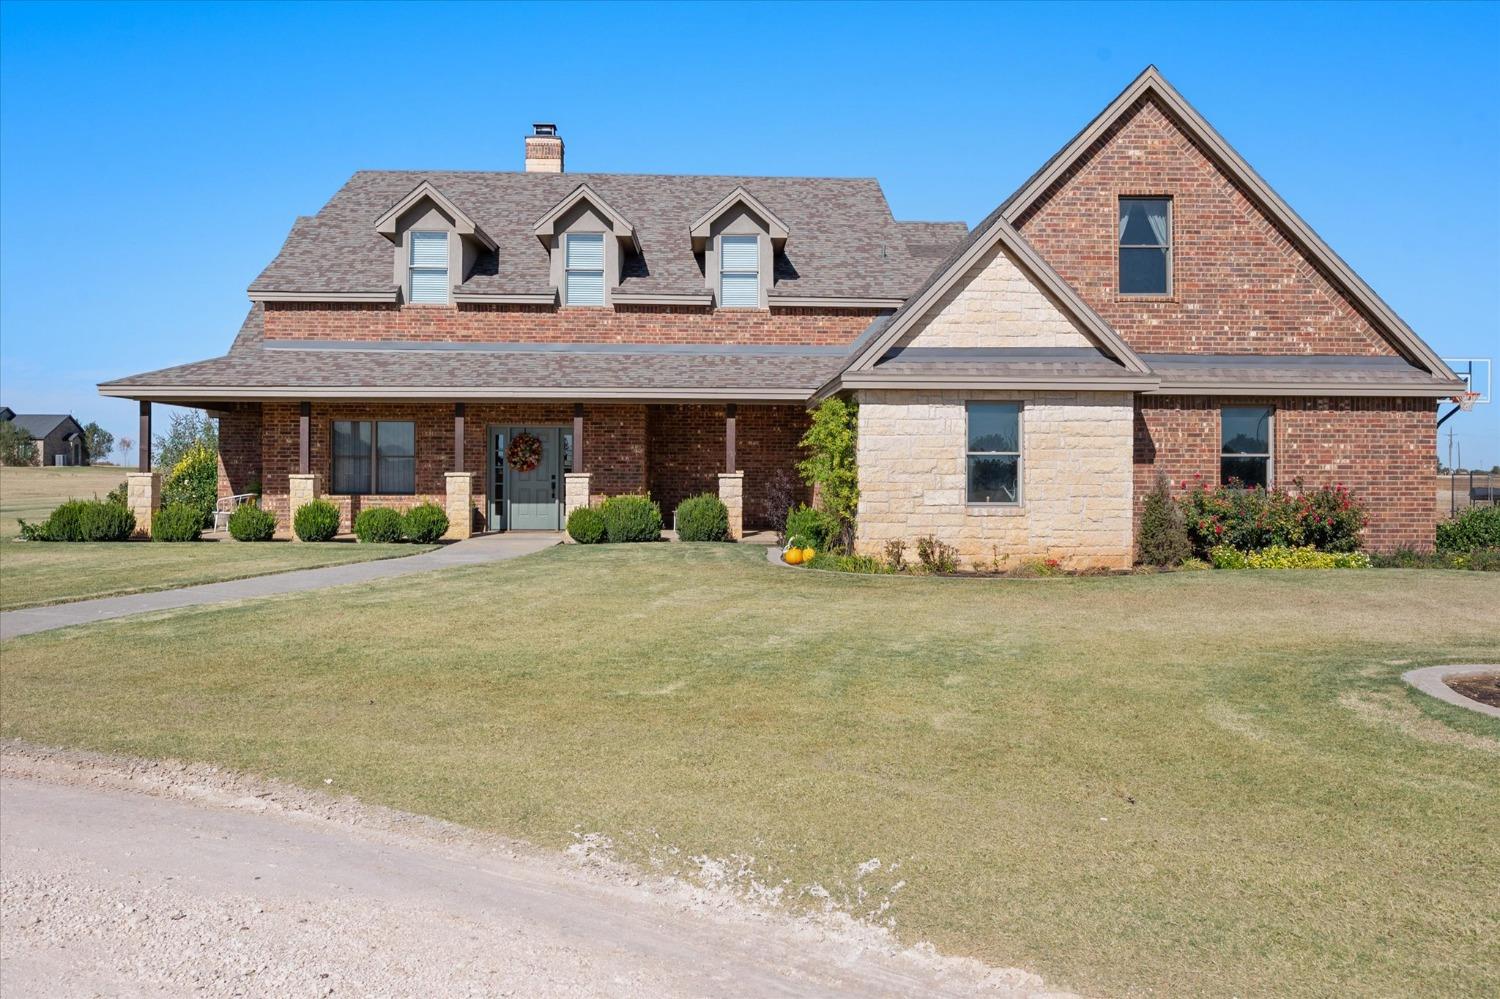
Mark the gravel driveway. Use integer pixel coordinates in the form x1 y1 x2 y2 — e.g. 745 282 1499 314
0 745 1062 998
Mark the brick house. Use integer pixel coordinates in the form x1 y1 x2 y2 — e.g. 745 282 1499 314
0 409 89 466
102 69 1463 562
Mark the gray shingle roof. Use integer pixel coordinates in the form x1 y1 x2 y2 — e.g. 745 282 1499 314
250 172 965 301
2 413 76 437
1143 353 1464 390
870 346 1136 381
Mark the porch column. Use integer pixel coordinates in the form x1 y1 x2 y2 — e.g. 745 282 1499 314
444 472 474 540
718 472 744 541
453 403 465 472
298 402 310 475
572 403 584 472
138 400 152 471
724 403 736 473
126 471 160 538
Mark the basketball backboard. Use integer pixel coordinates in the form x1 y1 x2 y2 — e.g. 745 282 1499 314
1442 358 1491 405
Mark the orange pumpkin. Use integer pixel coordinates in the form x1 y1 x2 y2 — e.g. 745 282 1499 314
783 548 804 565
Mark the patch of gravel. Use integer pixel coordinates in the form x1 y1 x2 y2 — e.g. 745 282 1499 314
0 740 1072 998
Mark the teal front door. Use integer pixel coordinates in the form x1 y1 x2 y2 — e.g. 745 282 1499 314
506 426 561 530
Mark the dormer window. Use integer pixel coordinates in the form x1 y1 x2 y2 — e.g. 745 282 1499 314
719 235 760 308
408 231 450 304
564 233 606 306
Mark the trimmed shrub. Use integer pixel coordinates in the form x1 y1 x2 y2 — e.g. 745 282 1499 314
784 504 837 552
1179 480 1366 556
354 507 404 543
567 506 606 544
227 502 276 542
26 500 88 541
402 503 449 543
600 494 662 543
161 441 219 530
1136 475 1191 567
293 499 340 542
79 500 135 541
674 493 730 542
152 503 204 542
1435 505 1500 554
1209 544 1370 569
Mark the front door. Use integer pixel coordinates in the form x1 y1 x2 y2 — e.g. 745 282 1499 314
507 426 561 530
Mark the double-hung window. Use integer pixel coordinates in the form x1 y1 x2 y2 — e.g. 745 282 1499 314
719 234 760 307
1118 197 1171 295
1220 406 1272 489
966 402 1021 504
564 232 605 305
409 231 449 304
332 420 416 495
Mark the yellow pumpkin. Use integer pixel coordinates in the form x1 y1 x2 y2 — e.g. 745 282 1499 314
783 547 804 565
800 547 816 563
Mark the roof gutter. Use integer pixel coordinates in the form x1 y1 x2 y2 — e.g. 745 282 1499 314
97 384 816 403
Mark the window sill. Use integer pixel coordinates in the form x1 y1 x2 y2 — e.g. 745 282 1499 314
966 502 1025 515
1116 294 1177 303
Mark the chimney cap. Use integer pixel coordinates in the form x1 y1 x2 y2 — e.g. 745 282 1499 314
531 122 558 137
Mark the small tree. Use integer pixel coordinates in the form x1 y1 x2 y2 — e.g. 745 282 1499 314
153 410 217 473
117 436 135 467
162 441 219 528
0 422 36 466
1137 475 1191 567
797 398 859 551
81 422 114 464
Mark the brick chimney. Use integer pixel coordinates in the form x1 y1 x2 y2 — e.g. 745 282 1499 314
525 123 564 173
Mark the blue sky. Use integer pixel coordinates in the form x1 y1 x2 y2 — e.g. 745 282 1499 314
1 0 1496 466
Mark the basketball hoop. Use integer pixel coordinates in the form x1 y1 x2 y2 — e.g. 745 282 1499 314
1454 391 1480 412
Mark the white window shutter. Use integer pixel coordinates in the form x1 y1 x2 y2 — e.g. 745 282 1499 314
719 235 759 307
408 231 449 303
565 233 605 270
565 233 606 305
720 235 759 272
410 231 449 267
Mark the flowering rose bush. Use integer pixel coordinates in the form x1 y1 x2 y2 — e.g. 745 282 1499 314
1177 477 1366 556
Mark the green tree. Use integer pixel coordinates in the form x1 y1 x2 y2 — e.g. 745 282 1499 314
0 421 37 466
81 421 113 464
153 410 217 473
161 441 220 529
797 398 859 551
1136 475 1191 567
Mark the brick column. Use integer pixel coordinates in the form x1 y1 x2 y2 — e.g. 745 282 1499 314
718 471 744 541
126 472 160 538
563 472 592 539
287 473 322 541
445 472 474 540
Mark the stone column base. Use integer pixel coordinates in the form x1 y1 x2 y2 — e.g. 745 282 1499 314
287 473 323 541
563 472 592 539
718 471 744 541
126 472 160 538
445 472 475 540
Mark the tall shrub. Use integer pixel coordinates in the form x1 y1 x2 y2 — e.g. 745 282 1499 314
1136 475 1191 566
153 410 217 475
797 398 858 551
161 441 219 529
1436 505 1500 554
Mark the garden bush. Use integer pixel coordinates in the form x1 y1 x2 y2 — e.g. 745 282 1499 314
152 503 204 542
599 494 661 543
19 499 134 542
567 506 607 544
401 503 449 543
1208 544 1370 569
105 481 128 507
20 500 88 541
674 493 730 542
293 499 340 542
1136 474 1191 567
797 398 859 550
227 502 276 541
353 507 404 544
914 535 959 574
161 441 219 530
1178 480 1366 555
784 504 837 552
1435 505 1500 554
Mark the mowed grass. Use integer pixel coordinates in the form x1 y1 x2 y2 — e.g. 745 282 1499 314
2 545 1497 997
0 465 429 609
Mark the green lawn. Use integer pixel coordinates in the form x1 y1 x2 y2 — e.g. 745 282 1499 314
0 465 430 609
2 544 1496 997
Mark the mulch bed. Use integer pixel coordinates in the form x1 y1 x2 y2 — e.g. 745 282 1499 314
1444 672 1500 708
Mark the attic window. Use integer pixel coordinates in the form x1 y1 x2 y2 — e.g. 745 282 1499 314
1119 197 1171 295
564 233 605 306
719 235 760 308
409 231 449 304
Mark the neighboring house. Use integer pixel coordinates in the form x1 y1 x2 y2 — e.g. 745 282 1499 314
0 408 89 466
100 68 1463 562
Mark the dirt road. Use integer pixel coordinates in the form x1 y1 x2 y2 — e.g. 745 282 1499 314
0 746 1061 998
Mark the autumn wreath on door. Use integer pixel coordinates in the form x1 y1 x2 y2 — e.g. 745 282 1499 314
505 431 544 473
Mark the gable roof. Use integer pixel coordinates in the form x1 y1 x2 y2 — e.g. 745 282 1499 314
3 413 80 438
1000 65 1457 379
373 180 497 250
249 172 964 305
688 186 791 249
531 183 640 251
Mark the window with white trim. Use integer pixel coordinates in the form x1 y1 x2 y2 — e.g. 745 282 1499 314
965 402 1021 504
564 232 605 305
1118 197 1171 295
331 420 416 495
408 231 450 304
719 234 760 307
1220 406 1272 489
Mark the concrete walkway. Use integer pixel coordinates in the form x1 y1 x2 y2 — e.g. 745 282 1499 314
1402 664 1500 718
0 533 561 641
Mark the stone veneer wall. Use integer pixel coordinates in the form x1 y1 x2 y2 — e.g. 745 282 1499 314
856 389 1135 570
1134 395 1437 552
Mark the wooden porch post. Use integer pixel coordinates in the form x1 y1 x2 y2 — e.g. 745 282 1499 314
137 400 152 471
572 403 584 473
298 402 310 475
724 403 737 473
453 402 465 471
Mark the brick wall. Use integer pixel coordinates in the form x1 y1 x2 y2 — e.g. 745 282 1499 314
216 404 262 499
1015 96 1395 357
263 302 878 346
1134 396 1437 552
